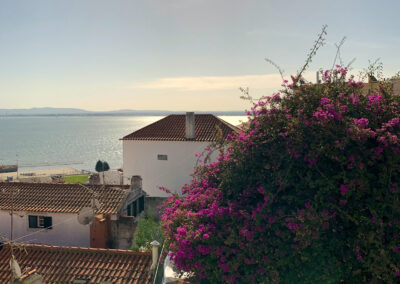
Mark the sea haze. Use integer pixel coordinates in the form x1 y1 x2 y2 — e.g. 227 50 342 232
0 115 247 172
0 107 244 116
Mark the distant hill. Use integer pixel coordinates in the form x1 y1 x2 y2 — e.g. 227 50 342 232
0 107 245 117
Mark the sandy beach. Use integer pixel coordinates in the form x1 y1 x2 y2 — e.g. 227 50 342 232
0 168 83 182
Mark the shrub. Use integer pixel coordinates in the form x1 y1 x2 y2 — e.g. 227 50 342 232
161 67 400 283
132 214 163 252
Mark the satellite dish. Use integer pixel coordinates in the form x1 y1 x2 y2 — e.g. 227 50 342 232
77 207 95 225
10 256 21 278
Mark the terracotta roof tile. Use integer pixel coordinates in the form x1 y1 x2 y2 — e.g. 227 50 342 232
0 182 130 214
0 244 152 283
121 114 239 142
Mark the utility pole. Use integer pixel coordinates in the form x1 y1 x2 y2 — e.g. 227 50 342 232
16 154 19 181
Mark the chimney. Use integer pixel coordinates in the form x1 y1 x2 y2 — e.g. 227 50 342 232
150 240 160 271
131 175 142 191
185 112 195 139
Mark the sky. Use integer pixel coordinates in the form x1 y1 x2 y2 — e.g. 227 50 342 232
1 0 399 111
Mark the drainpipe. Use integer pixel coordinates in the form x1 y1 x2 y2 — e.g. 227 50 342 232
150 240 160 271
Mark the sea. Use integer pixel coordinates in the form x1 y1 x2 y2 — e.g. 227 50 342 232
0 115 247 172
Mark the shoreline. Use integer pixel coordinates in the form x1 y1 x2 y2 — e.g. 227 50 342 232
0 168 84 182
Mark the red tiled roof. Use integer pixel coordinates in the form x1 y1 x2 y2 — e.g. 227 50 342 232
0 183 130 214
121 114 239 141
0 244 152 283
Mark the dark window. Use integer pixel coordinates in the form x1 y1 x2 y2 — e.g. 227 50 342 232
133 201 137 217
127 204 132 216
28 215 52 229
157 154 168 160
28 215 38 228
139 196 144 213
43 216 52 229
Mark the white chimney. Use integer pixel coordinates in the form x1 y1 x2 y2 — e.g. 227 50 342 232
185 112 195 139
150 240 160 271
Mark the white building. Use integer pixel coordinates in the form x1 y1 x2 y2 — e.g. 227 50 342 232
0 181 146 249
122 112 238 197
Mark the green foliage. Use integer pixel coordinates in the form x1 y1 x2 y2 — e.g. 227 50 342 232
95 160 110 172
64 174 89 184
132 214 163 252
103 161 110 171
161 66 400 283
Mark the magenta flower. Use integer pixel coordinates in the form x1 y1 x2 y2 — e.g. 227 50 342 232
340 184 349 196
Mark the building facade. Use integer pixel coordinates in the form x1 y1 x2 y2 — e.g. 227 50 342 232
0 182 146 249
122 112 238 197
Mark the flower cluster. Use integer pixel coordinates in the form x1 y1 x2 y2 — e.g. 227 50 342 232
161 67 400 283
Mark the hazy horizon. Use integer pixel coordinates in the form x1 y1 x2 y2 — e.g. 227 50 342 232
1 0 400 111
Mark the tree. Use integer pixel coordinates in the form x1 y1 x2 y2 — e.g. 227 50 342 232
95 160 110 185
95 160 110 172
160 66 400 283
103 161 110 171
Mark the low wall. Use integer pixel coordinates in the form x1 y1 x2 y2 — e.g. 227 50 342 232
144 197 167 221
110 216 137 249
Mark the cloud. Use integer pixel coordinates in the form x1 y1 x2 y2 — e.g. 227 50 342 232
132 74 285 91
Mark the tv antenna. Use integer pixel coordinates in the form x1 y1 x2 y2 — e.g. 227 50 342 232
76 184 102 225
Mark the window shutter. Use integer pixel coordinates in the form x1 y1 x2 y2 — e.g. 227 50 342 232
139 196 144 213
29 215 38 228
44 216 52 229
133 201 138 217
127 204 132 216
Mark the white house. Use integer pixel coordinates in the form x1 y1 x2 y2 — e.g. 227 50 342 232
121 112 238 197
0 181 146 249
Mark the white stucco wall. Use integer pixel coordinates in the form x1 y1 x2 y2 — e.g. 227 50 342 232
0 211 90 247
123 140 216 197
99 170 123 185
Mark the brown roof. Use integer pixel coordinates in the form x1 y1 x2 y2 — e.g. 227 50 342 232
0 183 130 214
0 244 152 283
121 114 239 142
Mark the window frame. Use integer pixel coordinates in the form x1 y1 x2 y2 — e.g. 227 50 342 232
157 154 168 161
28 215 52 229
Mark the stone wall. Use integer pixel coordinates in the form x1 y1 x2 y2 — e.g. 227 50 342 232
144 197 166 221
110 216 137 249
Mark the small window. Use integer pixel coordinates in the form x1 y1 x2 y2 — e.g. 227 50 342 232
139 196 145 213
157 154 168 160
29 215 52 229
127 204 132 216
133 201 138 217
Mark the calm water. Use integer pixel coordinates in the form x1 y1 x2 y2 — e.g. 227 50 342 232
0 116 247 172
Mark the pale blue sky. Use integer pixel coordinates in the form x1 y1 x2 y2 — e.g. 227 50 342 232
1 0 399 111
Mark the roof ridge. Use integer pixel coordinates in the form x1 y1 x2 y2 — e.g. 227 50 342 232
121 113 238 141
4 243 151 255
213 115 241 131
120 114 172 140
0 182 130 188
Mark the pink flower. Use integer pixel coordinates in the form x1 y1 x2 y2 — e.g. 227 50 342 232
354 118 369 128
177 227 187 236
340 184 349 196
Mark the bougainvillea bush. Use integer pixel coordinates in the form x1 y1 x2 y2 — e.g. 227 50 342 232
161 67 400 283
